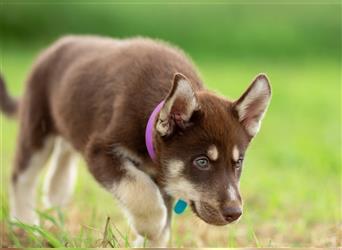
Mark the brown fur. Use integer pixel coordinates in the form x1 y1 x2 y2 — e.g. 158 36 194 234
1 35 271 244
7 36 201 180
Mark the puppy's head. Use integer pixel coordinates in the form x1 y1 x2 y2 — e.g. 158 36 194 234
155 73 271 225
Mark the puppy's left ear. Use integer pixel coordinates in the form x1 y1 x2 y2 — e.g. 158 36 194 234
233 74 271 137
156 73 200 136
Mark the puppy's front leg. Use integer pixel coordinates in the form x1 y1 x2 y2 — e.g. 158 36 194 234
114 161 169 247
132 190 174 248
86 138 169 247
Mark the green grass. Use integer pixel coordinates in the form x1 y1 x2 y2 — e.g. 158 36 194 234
0 45 340 247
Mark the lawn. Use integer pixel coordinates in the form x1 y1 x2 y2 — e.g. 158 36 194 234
0 44 340 247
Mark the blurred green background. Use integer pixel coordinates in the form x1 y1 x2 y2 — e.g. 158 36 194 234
0 1 341 247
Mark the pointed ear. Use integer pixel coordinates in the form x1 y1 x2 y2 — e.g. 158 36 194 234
233 74 271 137
156 73 200 136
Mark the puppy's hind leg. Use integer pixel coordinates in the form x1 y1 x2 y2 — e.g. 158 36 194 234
9 51 57 225
43 137 78 208
10 136 55 225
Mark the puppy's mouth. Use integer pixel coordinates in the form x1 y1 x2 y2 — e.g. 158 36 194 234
190 200 229 226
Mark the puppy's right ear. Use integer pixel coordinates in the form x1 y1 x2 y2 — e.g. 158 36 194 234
156 73 200 136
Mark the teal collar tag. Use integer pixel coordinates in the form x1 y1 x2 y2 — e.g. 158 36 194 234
174 199 187 214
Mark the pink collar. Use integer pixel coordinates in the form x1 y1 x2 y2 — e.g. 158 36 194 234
145 101 164 161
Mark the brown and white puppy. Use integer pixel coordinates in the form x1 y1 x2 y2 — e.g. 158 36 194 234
0 36 271 247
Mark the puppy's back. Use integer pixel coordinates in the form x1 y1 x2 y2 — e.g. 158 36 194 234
25 35 203 152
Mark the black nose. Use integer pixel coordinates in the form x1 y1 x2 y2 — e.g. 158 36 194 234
222 205 242 222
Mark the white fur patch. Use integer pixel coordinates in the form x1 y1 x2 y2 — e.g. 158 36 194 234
112 161 167 245
165 177 200 202
207 145 218 161
10 136 55 225
164 160 203 203
232 145 239 162
228 185 237 201
166 159 184 178
43 137 78 208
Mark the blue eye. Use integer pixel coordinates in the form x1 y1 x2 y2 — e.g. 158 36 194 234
194 157 210 170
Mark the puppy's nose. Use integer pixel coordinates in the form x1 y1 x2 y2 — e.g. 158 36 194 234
222 205 242 223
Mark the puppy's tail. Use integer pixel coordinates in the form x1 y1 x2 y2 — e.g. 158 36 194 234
0 74 19 118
